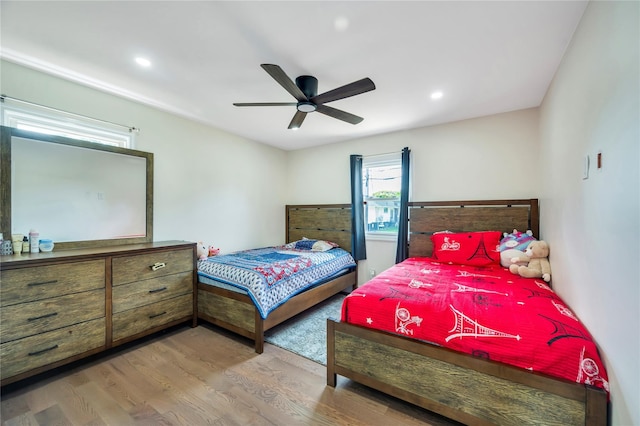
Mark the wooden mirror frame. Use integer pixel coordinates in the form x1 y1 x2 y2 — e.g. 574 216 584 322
0 126 153 250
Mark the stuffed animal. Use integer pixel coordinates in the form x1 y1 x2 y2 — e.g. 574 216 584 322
509 240 551 282
208 245 220 257
196 241 208 260
499 229 537 268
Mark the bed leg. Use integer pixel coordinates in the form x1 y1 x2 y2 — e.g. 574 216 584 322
327 319 337 387
255 310 264 354
327 371 336 387
585 386 608 426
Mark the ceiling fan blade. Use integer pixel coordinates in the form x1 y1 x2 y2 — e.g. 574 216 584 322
233 102 297 107
315 104 364 125
288 111 307 129
261 64 308 102
311 77 375 105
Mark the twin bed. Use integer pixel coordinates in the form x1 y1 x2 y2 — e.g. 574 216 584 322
196 199 609 425
196 204 356 353
327 199 609 425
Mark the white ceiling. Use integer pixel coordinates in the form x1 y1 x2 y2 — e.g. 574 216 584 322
0 1 587 151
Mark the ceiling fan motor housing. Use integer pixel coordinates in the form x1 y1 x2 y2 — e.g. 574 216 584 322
296 75 318 99
295 75 319 112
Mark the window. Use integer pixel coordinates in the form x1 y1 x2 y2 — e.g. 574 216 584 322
362 153 405 238
1 100 134 148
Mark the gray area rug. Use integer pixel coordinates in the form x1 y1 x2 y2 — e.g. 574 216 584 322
264 293 346 365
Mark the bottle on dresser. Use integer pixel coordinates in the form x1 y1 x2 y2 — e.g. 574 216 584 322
29 229 39 253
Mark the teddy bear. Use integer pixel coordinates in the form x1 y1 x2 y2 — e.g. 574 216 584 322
509 240 551 282
499 229 537 268
196 241 208 260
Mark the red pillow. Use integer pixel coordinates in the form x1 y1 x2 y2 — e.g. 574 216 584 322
431 231 501 266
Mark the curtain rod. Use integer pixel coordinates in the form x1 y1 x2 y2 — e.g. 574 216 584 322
0 94 140 133
363 148 408 159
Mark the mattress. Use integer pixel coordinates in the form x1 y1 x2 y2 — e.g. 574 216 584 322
198 246 356 319
342 258 609 392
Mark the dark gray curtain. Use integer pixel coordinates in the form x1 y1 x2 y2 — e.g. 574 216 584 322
350 154 367 261
395 147 411 263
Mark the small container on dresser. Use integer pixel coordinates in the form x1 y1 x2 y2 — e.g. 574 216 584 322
21 237 29 254
28 229 39 254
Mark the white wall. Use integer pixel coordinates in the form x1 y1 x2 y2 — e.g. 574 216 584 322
287 108 540 204
287 108 540 283
0 61 288 253
539 2 639 425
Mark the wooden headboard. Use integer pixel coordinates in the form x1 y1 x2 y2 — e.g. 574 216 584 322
285 199 539 260
407 199 539 258
286 204 352 253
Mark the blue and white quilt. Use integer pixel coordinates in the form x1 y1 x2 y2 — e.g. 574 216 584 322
197 246 356 319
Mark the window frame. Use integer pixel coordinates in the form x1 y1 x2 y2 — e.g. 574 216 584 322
1 101 135 149
362 152 406 241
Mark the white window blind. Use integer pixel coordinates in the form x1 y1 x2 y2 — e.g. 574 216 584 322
1 97 135 148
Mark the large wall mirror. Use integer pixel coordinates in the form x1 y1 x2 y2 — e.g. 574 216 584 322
0 126 153 250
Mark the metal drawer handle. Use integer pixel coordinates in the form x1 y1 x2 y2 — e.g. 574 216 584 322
150 262 166 271
27 280 58 287
29 344 59 356
27 312 58 322
149 311 167 319
148 287 167 294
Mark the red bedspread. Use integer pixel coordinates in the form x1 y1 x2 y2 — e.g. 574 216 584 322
342 258 609 391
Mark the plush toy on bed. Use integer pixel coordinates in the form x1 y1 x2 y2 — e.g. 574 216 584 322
499 229 537 268
208 245 220 257
196 241 208 260
509 240 552 282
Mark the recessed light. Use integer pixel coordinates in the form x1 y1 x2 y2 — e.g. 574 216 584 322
334 16 349 32
135 57 151 68
430 91 443 100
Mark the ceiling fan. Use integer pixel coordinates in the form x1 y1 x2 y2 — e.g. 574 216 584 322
233 64 376 130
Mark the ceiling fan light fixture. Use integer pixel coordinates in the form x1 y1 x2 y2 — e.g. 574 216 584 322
297 102 317 113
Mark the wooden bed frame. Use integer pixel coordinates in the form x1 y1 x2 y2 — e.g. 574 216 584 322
327 199 609 426
197 204 356 353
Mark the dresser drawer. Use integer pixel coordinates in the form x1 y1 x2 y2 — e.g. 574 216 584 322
112 271 192 314
112 293 192 342
0 318 105 381
0 289 105 344
0 260 105 307
112 248 193 286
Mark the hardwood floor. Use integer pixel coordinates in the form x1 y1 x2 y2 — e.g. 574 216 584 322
1 324 461 425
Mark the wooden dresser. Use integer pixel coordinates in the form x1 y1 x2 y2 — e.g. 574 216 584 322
0 240 196 386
